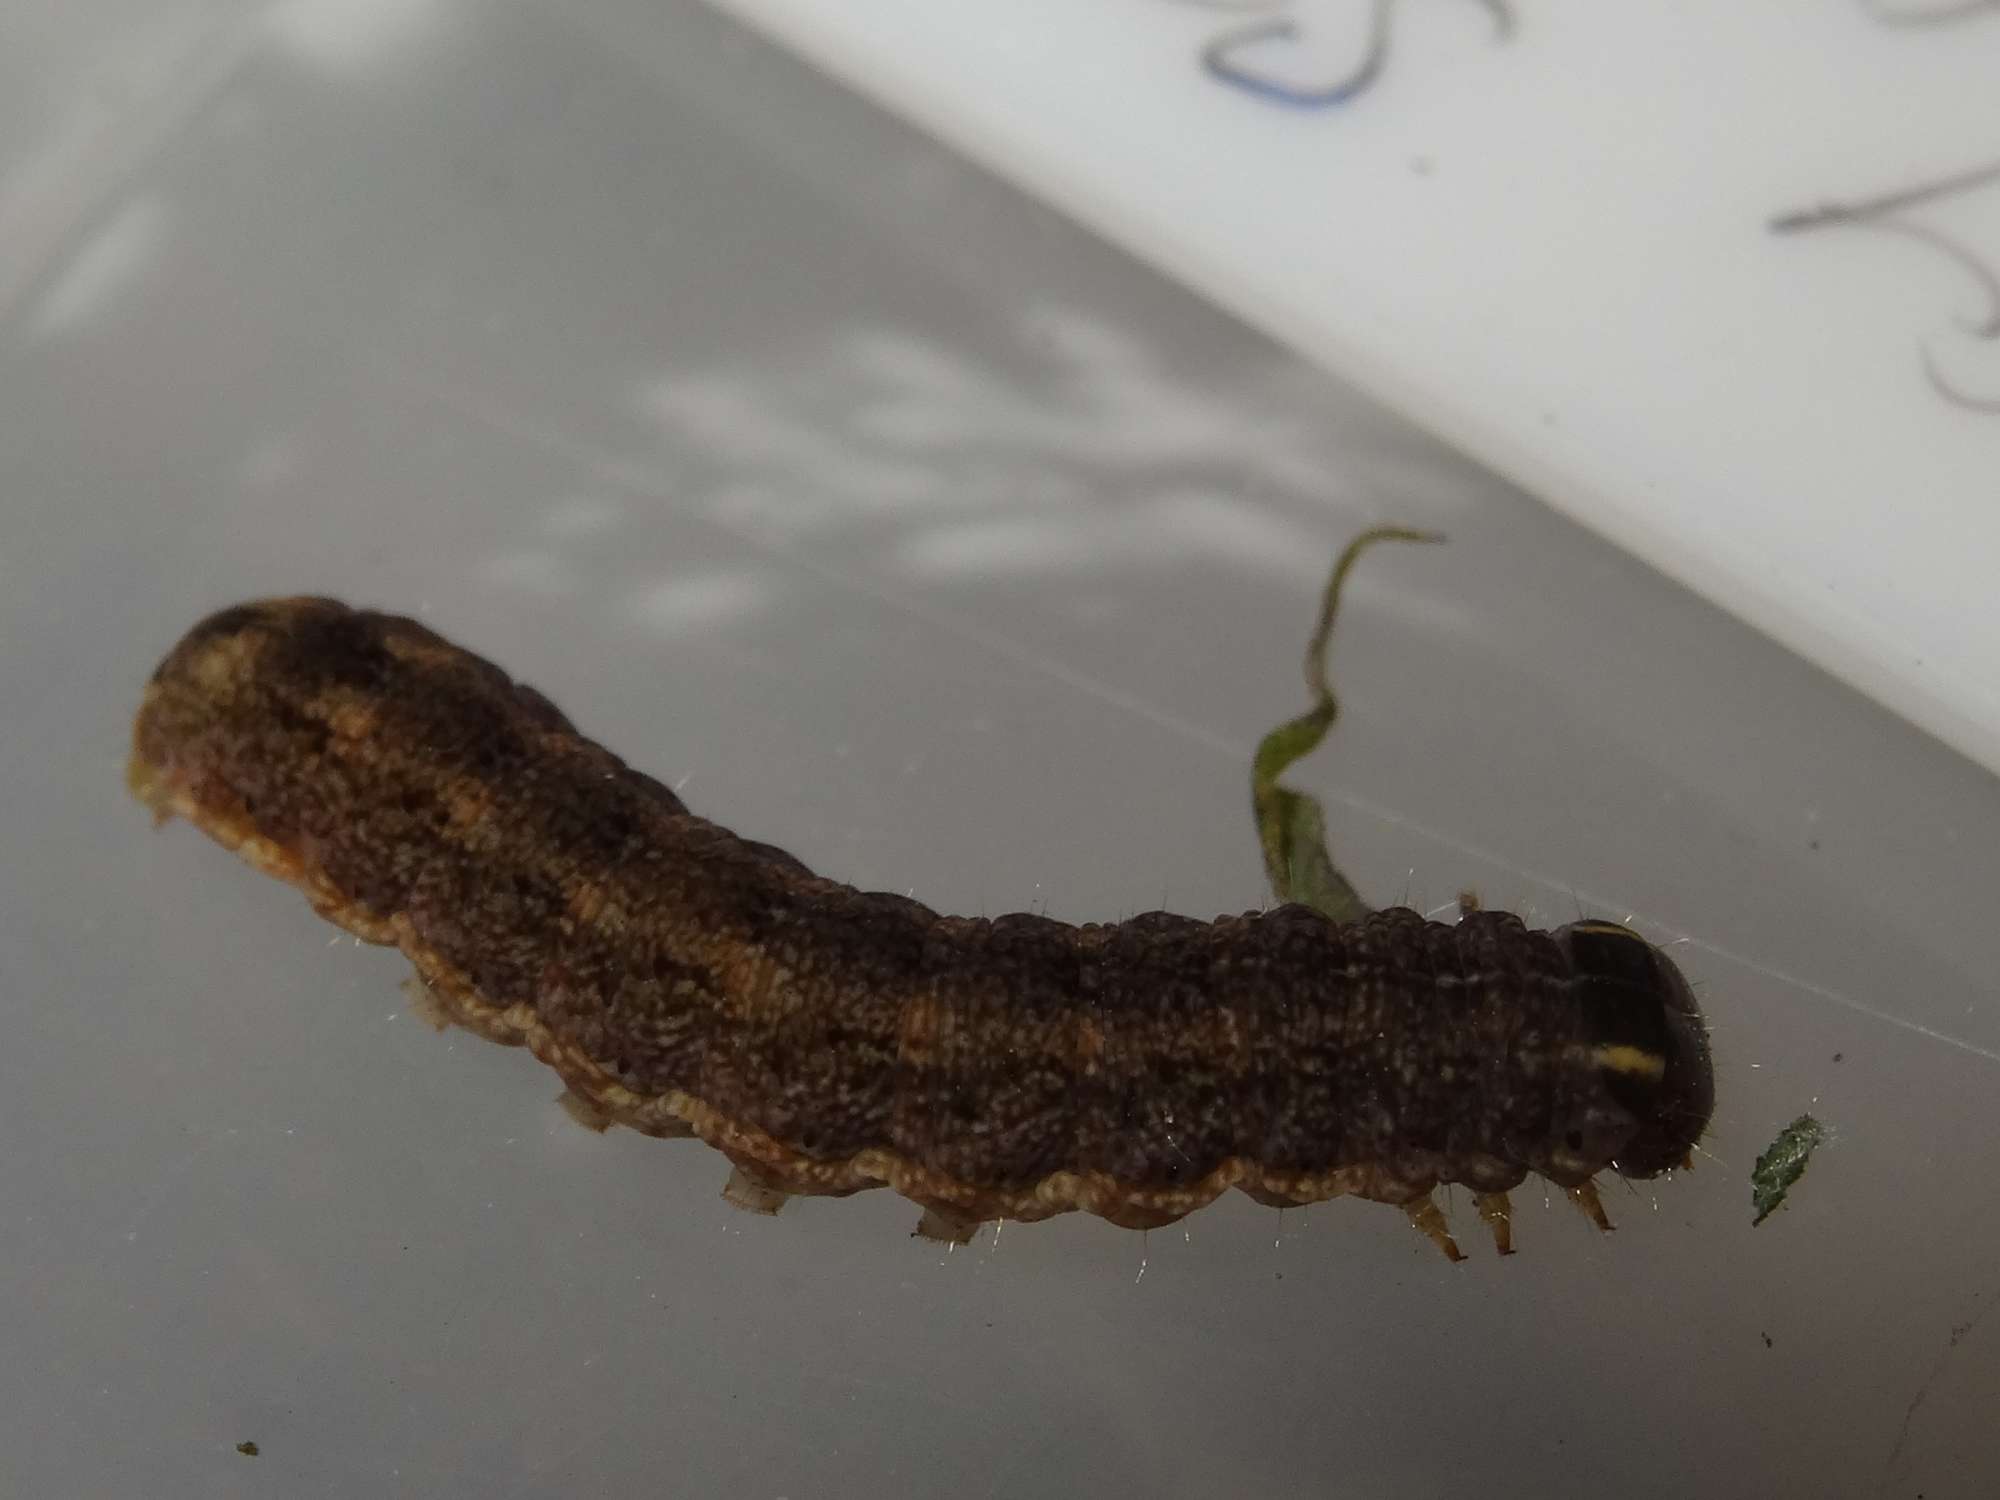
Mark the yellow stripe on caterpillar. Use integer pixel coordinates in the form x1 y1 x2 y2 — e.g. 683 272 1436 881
1592 1044 1668 1080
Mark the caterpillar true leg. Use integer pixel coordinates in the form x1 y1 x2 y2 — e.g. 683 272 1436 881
1403 1196 1466 1263
1475 1191 1515 1255
1567 1181 1615 1234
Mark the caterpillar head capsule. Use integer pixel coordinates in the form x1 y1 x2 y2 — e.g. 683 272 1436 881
1554 921 1716 1181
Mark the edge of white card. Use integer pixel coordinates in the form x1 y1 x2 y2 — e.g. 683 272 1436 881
697 0 2000 779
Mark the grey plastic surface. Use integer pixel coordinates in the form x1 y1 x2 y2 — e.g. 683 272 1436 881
4 3 1996 1497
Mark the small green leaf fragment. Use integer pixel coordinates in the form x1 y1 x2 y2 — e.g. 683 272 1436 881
1250 525 1442 921
1253 706 1369 923
1751 1114 1827 1226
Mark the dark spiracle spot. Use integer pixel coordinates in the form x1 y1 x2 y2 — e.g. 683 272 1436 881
1566 1129 1584 1151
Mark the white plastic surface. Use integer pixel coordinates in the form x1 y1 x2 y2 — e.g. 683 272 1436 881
699 0 2000 775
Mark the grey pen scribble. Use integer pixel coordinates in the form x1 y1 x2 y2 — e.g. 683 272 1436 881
1773 159 2000 412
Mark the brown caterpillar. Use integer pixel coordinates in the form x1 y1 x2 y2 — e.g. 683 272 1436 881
127 579 1713 1259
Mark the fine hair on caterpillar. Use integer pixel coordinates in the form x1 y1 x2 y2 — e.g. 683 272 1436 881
127 531 1715 1260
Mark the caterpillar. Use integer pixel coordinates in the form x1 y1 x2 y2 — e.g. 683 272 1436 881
127 536 1713 1259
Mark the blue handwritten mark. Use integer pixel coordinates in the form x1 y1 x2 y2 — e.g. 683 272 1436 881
1198 0 1514 111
